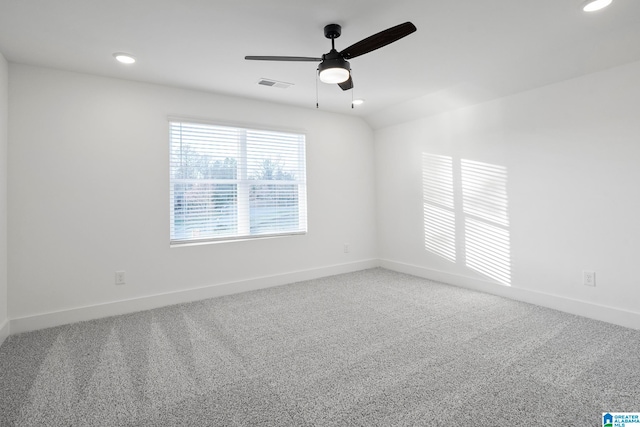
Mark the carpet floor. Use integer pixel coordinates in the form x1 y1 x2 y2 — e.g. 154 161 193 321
1 268 639 426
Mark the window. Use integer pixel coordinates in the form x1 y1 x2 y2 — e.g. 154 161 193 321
169 120 307 245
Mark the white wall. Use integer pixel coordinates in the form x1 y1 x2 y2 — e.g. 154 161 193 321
9 58 640 333
8 64 377 329
376 60 640 328
0 53 8 343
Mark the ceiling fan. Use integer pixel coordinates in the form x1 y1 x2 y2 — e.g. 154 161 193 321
245 22 417 91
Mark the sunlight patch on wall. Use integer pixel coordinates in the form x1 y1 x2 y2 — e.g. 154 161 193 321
422 154 454 208
460 159 509 227
461 159 511 285
465 218 511 285
423 205 457 262
422 154 456 262
422 154 511 286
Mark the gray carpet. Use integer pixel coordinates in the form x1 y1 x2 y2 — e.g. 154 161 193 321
1 268 639 426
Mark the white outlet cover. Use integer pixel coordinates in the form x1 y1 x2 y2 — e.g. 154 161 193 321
583 271 596 286
115 271 126 285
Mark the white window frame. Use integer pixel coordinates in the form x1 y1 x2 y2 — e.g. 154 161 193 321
169 119 308 246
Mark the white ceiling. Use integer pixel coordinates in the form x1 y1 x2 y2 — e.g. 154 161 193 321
1 0 639 128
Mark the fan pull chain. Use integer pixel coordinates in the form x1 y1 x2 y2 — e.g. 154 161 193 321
350 71 355 109
315 71 319 109
351 86 354 109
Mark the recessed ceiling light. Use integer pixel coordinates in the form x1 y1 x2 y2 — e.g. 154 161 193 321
582 0 613 12
113 52 136 64
352 99 365 106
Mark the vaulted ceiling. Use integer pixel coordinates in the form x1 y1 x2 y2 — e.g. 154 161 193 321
1 0 639 128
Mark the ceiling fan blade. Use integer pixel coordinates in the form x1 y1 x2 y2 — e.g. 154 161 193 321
338 76 353 91
340 22 417 60
245 56 322 62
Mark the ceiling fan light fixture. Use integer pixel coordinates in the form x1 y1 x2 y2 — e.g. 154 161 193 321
582 0 613 12
318 58 350 84
319 67 350 84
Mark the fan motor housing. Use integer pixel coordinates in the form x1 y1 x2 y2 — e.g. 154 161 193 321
318 57 350 74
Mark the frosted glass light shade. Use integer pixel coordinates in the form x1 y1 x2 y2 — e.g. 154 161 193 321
319 67 350 84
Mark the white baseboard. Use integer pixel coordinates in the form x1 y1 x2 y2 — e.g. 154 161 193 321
380 259 640 331
10 259 380 335
9 258 639 336
0 318 9 346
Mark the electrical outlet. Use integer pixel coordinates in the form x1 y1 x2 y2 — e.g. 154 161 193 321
115 271 126 285
583 271 595 287
343 243 350 253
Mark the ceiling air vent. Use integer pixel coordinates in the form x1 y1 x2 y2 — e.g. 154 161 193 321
257 78 293 89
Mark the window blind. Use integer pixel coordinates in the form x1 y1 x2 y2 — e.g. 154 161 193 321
169 121 307 245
